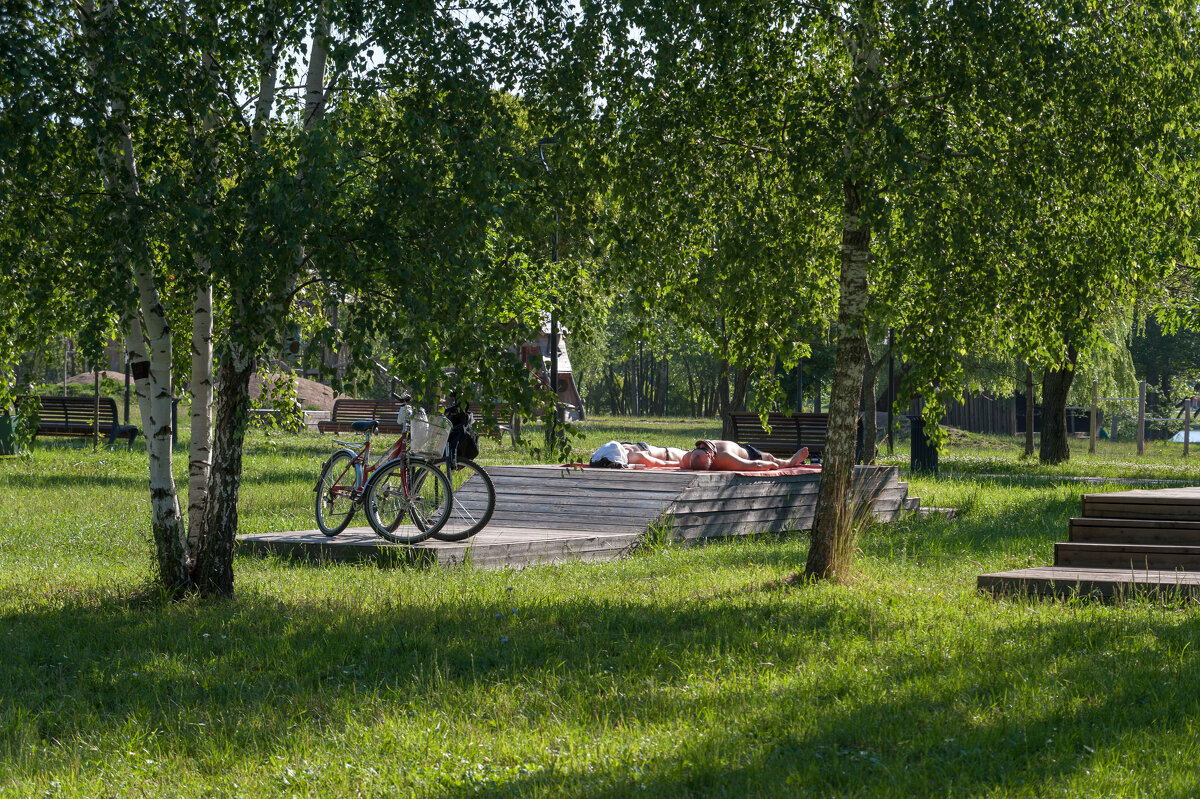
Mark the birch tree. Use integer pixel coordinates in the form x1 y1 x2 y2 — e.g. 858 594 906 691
530 0 1200 578
6 0 565 596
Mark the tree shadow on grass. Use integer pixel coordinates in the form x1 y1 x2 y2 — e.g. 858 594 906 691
436 600 1200 797
4 573 1200 794
7 472 147 492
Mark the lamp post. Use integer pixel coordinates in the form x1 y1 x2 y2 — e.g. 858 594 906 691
537 137 561 449
887 328 895 455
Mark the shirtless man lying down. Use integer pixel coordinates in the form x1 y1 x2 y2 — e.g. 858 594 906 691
679 439 810 472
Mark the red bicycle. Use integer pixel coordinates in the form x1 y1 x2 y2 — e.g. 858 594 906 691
314 396 453 544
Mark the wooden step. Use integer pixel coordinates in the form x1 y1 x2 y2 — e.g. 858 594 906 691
903 496 920 511
1069 517 1200 545
979 566 1200 600
1055 542 1200 570
1082 488 1200 521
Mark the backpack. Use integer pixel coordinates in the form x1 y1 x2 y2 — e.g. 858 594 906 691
445 405 480 463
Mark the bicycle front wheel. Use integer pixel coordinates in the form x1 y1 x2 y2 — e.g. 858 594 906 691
315 450 359 537
364 458 452 544
427 458 496 542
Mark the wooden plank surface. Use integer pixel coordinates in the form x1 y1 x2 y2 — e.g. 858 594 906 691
669 486 906 518
1082 488 1200 522
1082 501 1200 521
1055 542 1200 570
1069 517 1200 545
239 524 641 568
979 566 1200 599
1082 487 1200 502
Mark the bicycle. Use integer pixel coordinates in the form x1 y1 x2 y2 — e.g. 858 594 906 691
314 397 453 544
421 400 496 542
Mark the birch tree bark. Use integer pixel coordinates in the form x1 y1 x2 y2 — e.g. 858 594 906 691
81 0 188 592
187 283 213 551
805 2 879 579
806 180 871 579
194 12 285 595
195 8 322 595
185 51 218 555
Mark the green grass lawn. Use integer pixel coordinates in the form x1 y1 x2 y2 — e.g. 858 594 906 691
2 418 1199 796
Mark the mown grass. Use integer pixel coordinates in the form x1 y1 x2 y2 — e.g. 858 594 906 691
1 418 1199 796
878 428 1200 483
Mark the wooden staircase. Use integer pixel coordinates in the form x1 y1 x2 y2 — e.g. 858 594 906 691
979 487 1200 599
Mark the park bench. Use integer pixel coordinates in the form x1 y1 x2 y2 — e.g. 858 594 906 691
25 395 139 448
467 402 515 445
728 411 829 459
317 397 519 444
794 412 829 457
316 399 407 435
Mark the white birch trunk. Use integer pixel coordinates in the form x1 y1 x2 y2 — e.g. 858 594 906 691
82 0 188 590
805 5 879 580
186 53 218 554
304 13 330 128
195 11 286 594
187 283 213 550
806 186 871 579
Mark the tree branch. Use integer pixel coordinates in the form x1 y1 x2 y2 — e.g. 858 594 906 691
700 130 775 155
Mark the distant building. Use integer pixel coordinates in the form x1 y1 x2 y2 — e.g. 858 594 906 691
520 324 585 421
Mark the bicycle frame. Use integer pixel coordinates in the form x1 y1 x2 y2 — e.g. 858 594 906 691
326 421 413 504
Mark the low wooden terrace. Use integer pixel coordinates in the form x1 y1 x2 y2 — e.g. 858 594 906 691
239 464 919 569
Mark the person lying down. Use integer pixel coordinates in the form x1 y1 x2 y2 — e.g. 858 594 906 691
679 440 809 471
589 440 809 471
589 441 689 468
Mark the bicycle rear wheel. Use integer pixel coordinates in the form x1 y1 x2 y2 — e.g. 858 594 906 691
426 457 496 542
364 458 452 544
315 450 359 536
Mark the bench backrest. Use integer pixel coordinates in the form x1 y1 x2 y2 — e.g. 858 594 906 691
466 402 511 420
329 399 406 423
728 412 801 450
36 395 119 427
794 412 829 449
728 410 830 454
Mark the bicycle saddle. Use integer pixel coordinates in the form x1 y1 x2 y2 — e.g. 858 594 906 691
350 420 379 433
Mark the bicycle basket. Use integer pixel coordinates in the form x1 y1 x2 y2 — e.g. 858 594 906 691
410 415 451 455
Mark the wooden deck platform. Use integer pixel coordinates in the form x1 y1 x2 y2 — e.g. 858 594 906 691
980 486 1200 600
240 464 914 569
977 567 1200 600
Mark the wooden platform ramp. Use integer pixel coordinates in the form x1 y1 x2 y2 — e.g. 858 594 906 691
240 464 913 569
979 486 1200 600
